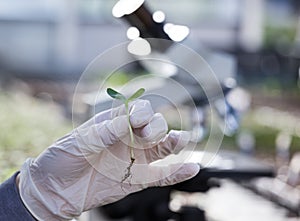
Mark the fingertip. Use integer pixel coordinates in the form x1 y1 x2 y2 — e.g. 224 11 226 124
181 163 200 178
168 130 192 154
169 163 200 184
150 163 200 187
139 113 168 142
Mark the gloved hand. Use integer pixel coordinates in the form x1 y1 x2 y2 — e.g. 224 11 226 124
19 99 200 221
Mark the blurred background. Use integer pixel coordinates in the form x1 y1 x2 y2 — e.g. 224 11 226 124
0 0 300 220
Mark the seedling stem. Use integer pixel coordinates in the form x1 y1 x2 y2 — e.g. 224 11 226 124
107 87 145 182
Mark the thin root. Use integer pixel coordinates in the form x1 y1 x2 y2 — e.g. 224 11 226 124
121 157 135 183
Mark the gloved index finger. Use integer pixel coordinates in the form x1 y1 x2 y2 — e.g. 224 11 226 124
107 99 154 127
93 99 154 126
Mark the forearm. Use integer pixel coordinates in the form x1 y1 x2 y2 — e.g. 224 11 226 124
0 172 36 221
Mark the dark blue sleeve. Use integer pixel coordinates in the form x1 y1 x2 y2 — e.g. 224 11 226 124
0 172 36 221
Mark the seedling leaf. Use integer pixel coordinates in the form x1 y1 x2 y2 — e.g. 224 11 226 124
128 88 145 101
107 88 126 101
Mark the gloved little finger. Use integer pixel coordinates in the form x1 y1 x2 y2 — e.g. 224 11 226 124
132 163 200 188
150 163 200 187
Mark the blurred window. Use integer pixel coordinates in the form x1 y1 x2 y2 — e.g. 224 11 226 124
0 0 240 28
78 0 119 25
147 0 240 28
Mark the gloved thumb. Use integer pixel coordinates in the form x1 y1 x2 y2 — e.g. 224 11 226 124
75 115 130 153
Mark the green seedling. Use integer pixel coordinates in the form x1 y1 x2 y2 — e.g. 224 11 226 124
107 87 145 182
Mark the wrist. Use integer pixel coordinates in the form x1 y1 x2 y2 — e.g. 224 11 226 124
19 159 75 221
16 173 20 189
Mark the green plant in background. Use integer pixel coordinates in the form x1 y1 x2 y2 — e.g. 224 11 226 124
0 92 72 182
106 71 131 86
107 87 145 182
263 25 296 49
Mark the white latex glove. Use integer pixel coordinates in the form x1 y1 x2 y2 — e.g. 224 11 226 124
19 99 200 221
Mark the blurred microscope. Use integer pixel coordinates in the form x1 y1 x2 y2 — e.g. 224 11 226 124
82 1 299 221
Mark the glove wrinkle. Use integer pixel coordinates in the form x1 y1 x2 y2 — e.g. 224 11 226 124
18 99 199 220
